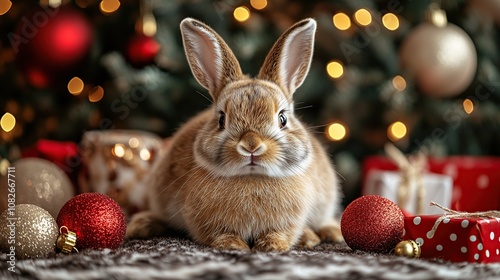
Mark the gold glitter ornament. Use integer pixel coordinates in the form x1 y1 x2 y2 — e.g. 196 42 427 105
0 204 59 259
0 158 75 218
394 240 421 258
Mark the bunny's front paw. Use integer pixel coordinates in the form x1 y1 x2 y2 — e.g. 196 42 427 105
297 226 321 249
210 234 250 251
126 211 166 239
253 231 292 252
317 221 344 243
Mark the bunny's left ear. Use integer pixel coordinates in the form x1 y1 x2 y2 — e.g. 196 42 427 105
258 18 316 97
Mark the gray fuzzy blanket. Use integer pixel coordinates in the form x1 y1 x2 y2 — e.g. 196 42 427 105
2 237 500 280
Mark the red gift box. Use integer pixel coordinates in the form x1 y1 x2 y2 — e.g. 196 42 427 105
403 214 500 263
363 156 500 212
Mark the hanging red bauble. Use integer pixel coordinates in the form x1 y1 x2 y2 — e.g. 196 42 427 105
341 195 404 253
24 66 51 89
125 33 160 68
14 6 93 87
56 193 126 251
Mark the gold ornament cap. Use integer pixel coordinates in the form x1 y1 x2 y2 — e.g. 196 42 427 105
56 226 79 254
425 3 447 27
394 240 421 258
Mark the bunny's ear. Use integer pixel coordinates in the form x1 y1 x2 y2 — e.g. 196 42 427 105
180 18 243 100
258 18 316 97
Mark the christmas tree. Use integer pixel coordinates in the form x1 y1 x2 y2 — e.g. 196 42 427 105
1 0 499 206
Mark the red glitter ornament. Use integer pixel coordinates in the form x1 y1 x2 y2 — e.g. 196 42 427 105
340 195 404 253
125 33 160 68
56 193 126 251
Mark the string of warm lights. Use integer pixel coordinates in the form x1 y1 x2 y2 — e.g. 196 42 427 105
0 0 122 14
0 0 121 136
0 0 479 144
332 9 400 31
327 8 403 142
233 0 268 23
111 142 152 161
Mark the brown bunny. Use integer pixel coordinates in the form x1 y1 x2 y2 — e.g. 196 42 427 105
126 18 343 252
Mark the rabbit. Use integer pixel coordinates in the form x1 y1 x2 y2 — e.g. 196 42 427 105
126 17 343 252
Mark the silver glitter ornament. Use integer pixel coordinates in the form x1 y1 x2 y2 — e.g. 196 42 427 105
0 204 59 259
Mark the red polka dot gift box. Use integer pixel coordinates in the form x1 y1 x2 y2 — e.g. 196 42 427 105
362 156 500 212
403 214 500 263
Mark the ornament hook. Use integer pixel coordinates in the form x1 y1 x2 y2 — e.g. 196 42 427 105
57 226 79 253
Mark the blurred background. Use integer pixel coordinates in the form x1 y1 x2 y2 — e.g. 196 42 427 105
1 0 499 207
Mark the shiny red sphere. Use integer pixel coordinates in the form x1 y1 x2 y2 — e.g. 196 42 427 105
15 7 93 87
341 195 404 253
125 33 160 67
57 193 126 251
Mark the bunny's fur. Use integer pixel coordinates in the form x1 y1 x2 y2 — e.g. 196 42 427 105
127 18 343 252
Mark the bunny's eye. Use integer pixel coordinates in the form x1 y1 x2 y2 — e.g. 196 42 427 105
218 111 225 130
278 111 287 129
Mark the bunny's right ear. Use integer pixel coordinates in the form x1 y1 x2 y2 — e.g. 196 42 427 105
180 18 243 100
258 19 316 98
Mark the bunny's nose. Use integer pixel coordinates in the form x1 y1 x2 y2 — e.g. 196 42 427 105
237 131 267 156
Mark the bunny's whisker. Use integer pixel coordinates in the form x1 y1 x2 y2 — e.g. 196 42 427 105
294 105 314 111
196 90 213 104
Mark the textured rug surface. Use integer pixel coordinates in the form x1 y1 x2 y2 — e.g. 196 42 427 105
2 236 500 280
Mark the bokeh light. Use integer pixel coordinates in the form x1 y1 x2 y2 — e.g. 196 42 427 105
89 86 104 102
327 122 347 141
234 6 250 22
326 61 344 79
250 0 267 10
112 144 125 158
388 121 407 141
129 137 139 148
392 75 407 91
354 9 372 26
140 148 151 161
382 13 399 31
1 112 15 132
333 13 351 30
124 148 134 160
0 0 12 16
463 99 474 114
142 14 157 37
68 77 84 95
100 0 120 14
